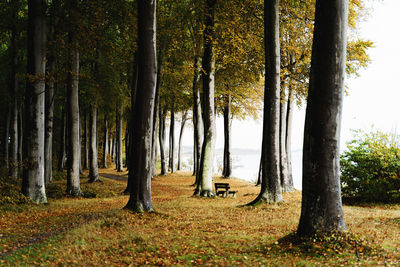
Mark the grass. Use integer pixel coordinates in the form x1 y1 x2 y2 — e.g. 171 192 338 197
1 169 400 266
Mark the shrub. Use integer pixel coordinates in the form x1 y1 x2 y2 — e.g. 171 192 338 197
340 130 400 202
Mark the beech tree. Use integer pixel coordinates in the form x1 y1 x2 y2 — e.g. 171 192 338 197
297 0 348 236
249 0 283 205
21 0 47 203
194 0 217 197
125 0 157 212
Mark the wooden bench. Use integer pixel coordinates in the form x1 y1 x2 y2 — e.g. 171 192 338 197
214 183 237 198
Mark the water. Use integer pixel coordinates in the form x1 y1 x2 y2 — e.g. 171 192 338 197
180 147 303 190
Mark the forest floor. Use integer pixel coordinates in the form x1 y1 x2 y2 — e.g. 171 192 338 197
1 169 400 266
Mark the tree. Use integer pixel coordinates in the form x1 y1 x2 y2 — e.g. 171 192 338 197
65 0 82 196
297 0 348 236
124 0 157 212
194 0 217 197
88 105 100 182
21 0 47 203
249 0 283 205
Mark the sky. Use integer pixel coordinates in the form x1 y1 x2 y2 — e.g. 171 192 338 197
180 0 400 154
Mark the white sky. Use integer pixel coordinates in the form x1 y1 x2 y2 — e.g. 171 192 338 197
180 0 400 154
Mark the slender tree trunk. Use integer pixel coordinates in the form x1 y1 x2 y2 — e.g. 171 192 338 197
102 117 108 168
9 4 19 179
249 0 282 205
222 93 232 178
116 105 123 172
168 107 175 173
125 0 156 212
279 88 292 192
58 106 66 171
88 105 100 182
18 105 23 162
177 111 188 171
298 0 348 236
65 19 82 196
22 0 47 203
285 87 294 190
256 154 262 186
194 0 217 197
44 47 55 184
159 107 167 175
151 54 162 177
192 56 202 178
83 112 88 169
3 106 10 164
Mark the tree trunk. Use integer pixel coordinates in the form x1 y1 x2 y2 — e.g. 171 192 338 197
83 112 88 170
279 88 292 192
18 105 23 162
124 0 156 212
9 3 19 179
58 106 66 171
249 0 282 204
194 0 217 197
222 94 231 178
3 106 10 164
256 154 262 186
102 117 108 168
65 15 82 196
22 0 47 203
159 107 167 175
168 107 175 173
285 87 294 190
116 105 123 172
192 56 202 178
151 54 162 177
88 105 100 182
177 111 188 171
297 0 348 236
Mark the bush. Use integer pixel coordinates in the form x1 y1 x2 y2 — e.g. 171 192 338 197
0 167 29 205
340 130 400 202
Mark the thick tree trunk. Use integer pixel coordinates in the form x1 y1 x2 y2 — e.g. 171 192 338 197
9 5 19 179
102 117 108 168
58 107 66 171
192 56 202 178
168 107 175 173
116 105 123 172
279 89 292 192
222 94 231 178
250 0 282 205
22 0 47 203
88 105 100 182
297 0 348 236
285 87 294 190
194 0 217 197
177 112 188 171
66 33 82 196
159 107 167 175
124 0 156 212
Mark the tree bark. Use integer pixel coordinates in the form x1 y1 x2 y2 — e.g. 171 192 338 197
168 107 175 173
159 107 167 175
151 54 162 177
3 106 10 165
124 0 156 212
83 112 88 170
297 0 348 236
249 0 282 205
18 104 23 162
22 0 47 203
65 2 82 195
116 105 123 172
102 117 108 168
177 111 188 171
192 56 202 178
222 93 232 178
88 105 100 182
194 0 217 197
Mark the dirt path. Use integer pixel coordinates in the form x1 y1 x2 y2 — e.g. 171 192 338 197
99 173 127 182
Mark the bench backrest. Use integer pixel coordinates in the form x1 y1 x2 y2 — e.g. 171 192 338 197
214 183 230 189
